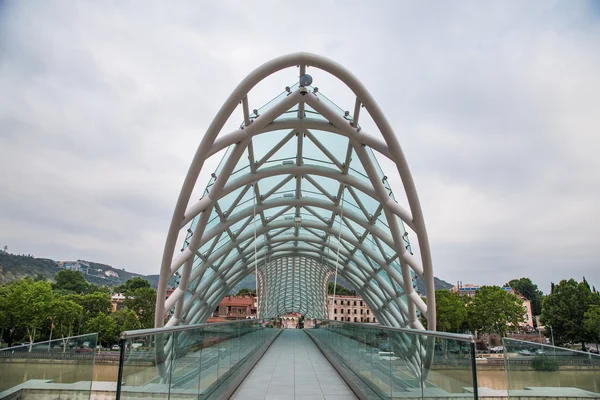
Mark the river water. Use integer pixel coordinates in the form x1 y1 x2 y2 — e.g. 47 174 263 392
1 363 599 394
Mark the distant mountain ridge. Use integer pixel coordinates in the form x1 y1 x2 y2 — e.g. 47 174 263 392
0 252 454 295
0 252 161 288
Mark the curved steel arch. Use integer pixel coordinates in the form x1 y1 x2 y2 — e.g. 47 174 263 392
156 53 436 337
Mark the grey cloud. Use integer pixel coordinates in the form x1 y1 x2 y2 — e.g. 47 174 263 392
1 1 599 294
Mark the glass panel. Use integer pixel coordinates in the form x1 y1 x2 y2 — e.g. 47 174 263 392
0 333 98 398
308 320 476 400
503 338 600 397
422 335 476 398
313 89 355 125
119 332 171 398
116 320 274 399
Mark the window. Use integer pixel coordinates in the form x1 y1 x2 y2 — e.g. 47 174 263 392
334 309 337 314
354 317 357 322
334 317 337 321
373 318 377 323
341 309 344 314
366 317 370 322
354 301 357 306
347 309 351 314
360 301 363 306
354 309 357 314
367 309 370 315
334 300 337 304
360 317 364 322
360 309 363 314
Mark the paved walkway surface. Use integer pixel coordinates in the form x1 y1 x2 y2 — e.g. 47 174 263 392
232 329 357 400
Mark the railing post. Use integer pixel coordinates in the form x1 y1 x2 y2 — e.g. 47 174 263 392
469 341 479 400
116 338 126 400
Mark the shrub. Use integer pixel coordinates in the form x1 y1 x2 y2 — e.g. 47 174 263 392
531 354 559 372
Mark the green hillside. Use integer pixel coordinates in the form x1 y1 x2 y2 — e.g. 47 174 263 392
0 252 158 288
0 252 453 294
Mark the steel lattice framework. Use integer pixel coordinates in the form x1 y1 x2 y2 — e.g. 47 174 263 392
155 53 436 333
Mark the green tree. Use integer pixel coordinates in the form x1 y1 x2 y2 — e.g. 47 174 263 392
3 279 53 346
69 292 112 320
111 308 141 334
85 312 116 346
113 277 151 294
506 277 544 317
48 297 83 339
541 279 600 348
467 286 525 337
53 270 91 294
124 287 156 329
584 305 600 347
434 290 468 333
328 282 356 296
237 288 256 296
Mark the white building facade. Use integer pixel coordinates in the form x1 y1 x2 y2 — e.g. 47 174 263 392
327 295 378 323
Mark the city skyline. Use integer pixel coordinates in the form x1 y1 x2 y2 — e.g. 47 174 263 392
1 1 600 294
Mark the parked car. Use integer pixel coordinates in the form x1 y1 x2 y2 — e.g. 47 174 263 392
76 346 94 353
518 349 533 356
379 343 392 352
489 346 504 353
111 345 120 351
378 351 399 361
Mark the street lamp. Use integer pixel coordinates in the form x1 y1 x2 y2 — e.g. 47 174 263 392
543 324 556 358
546 325 555 347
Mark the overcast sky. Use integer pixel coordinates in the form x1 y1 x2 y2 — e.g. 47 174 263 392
1 1 599 294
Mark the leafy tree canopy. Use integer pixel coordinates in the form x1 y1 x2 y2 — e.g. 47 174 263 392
85 312 116 346
434 290 468 333
53 270 93 294
467 286 524 337
124 287 156 329
113 277 151 294
111 308 141 333
48 297 83 338
68 292 112 320
236 288 256 296
505 277 544 316
584 305 600 345
541 278 600 347
0 279 54 345
328 282 356 296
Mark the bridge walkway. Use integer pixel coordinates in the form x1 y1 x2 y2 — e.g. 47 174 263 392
232 329 357 400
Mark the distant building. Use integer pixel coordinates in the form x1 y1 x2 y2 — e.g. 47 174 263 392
166 287 175 299
328 295 378 323
59 260 90 275
451 283 533 328
105 270 119 278
213 295 257 320
111 293 125 312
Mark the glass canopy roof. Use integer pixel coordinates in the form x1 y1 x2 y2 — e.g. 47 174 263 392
157 54 434 340
168 84 417 327
155 53 436 380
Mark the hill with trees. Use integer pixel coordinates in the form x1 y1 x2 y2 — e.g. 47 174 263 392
0 252 164 289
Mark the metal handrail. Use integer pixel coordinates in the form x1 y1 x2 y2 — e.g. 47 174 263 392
315 318 474 342
0 333 98 351
503 337 600 357
119 318 268 339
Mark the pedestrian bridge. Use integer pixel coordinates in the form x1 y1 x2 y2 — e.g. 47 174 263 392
2 54 598 399
115 319 479 399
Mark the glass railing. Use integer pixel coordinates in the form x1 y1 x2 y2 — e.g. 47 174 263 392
503 338 600 397
0 333 98 398
116 319 277 400
308 319 477 399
